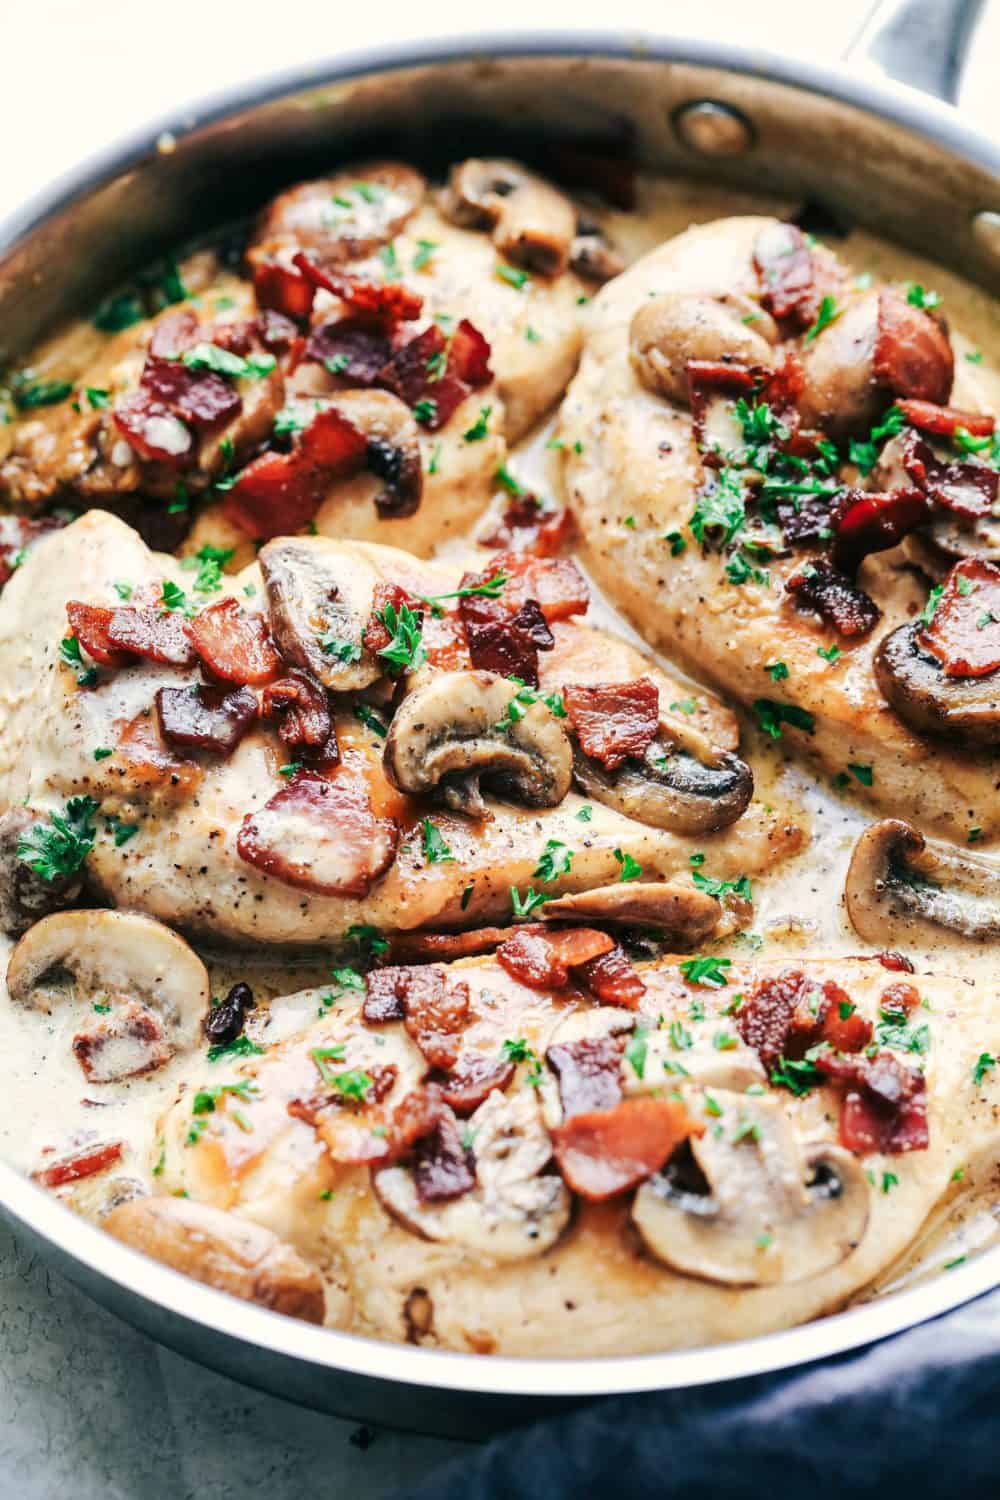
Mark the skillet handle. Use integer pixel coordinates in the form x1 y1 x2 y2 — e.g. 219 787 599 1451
844 0 986 102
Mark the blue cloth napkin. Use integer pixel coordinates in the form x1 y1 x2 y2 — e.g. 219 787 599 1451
390 1286 1000 1498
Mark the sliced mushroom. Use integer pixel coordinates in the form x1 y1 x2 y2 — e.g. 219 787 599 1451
571 214 626 282
797 291 884 440
875 621 1000 747
440 159 576 277
373 1089 571 1261
103 1196 326 1323
383 670 573 817
623 1033 766 1099
329 390 423 519
571 718 753 835
7 910 210 1069
846 817 1000 944
259 536 382 691
629 292 777 407
542 880 721 945
0 806 84 937
632 1089 869 1286
250 161 426 266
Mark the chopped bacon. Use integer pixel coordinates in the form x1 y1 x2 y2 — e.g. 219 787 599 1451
33 1140 123 1188
362 581 425 656
878 950 915 973
786 559 881 638
0 515 62 589
236 768 397 896
813 1049 928 1154
188 597 282 685
579 946 647 1008
917 558 1000 678
777 490 838 548
880 981 921 1019
305 317 394 387
563 677 659 771
462 596 553 685
900 429 998 519
224 404 367 538
830 487 929 574
377 324 469 431
874 289 954 406
448 318 493 387
436 1053 516 1116
362 965 470 1070
479 553 590 624
156 683 258 754
391 1084 446 1153
65 601 132 667
292 251 424 324
290 1064 399 1129
256 310 300 355
896 399 995 439
753 222 818 329
116 711 202 797
386 928 508 963
72 1002 171 1083
104 605 197 666
479 493 576 557
547 1034 626 1118
142 354 241 433
764 350 807 415
253 260 316 322
496 926 615 990
688 360 759 455
261 669 336 760
550 1096 700 1201
737 968 872 1071
413 1109 476 1203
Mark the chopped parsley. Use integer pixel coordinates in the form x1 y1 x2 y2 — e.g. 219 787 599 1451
59 634 97 687
753 699 816 739
85 386 110 410
93 291 144 332
181 543 235 596
12 376 73 410
848 405 904 475
378 243 401 282
421 570 507 610
17 796 98 882
372 600 425 674
917 583 945 629
533 839 573 883
420 819 455 864
105 816 139 847
510 885 548 919
160 580 187 613
689 467 746 549
973 1051 996 1086
625 1027 648 1080
848 763 873 786
207 1035 265 1063
803 294 841 344
321 635 363 663
614 848 642 882
347 923 389 959
770 1054 824 1096
576 804 593 822
817 643 842 664
92 747 113 762
495 464 525 496
412 398 438 426
463 405 492 442
691 869 752 901
180 343 276 380
765 660 789 683
496 262 530 290
354 704 389 738
412 239 438 272
665 530 687 557
679 956 731 988
905 282 942 311
278 761 303 779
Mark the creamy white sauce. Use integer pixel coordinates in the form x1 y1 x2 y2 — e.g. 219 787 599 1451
1 172 997 1304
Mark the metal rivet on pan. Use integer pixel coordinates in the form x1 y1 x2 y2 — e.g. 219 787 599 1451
971 210 1000 261
671 100 755 156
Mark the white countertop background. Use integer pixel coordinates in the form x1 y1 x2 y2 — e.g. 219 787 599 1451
0 3 992 1496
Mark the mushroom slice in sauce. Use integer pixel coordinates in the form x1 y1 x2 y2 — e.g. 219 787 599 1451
249 161 426 267
571 719 753 835
629 291 777 407
104 1197 326 1323
541 881 721 945
874 620 1000 748
383 670 573 817
373 1089 571 1261
329 390 423 519
570 215 626 282
440 159 576 277
259 536 382 691
845 817 1000 944
632 1090 869 1286
6 909 210 1080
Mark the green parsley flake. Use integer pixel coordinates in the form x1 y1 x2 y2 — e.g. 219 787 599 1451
803 294 841 344
421 819 455 864
753 699 816 739
614 848 642 882
533 839 573 883
17 796 98 882
496 262 530 290
679 956 731 988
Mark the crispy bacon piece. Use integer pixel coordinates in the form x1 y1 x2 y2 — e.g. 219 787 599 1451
236 769 397 896
496 926 615 990
0 515 62 589
261 669 335 758
786 559 881 638
253 260 316 322
391 1084 447 1153
480 553 590 625
448 318 493 387
436 1053 516 1115
65 601 131 667
551 1096 700 1201
224 405 367 539
878 950 915 973
156 683 258 754
830 487 929 574
917 558 1000 678
753 222 818 328
363 969 408 1023
579 946 647 1009
737 968 872 1071
896 399 995 439
289 1063 399 1129
688 360 759 455
777 491 838 548
102 604 196 666
386 928 509 964
563 677 659 771
362 965 471 1070
363 581 425 656
413 1109 476 1203
480 493 576 557
461 596 553 685
33 1140 123 1188
547 1034 627 1119
305 317 394 386
72 1002 171 1083
874 289 954 406
813 1049 928 1154
188 597 282 685
256 310 300 355
377 318 493 431
881 981 921 1018
292 251 424 324
117 711 202 797
900 429 998 519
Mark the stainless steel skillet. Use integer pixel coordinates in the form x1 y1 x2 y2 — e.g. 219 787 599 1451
1 0 999 1441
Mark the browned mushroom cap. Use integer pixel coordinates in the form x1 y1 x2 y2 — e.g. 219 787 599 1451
384 670 573 816
632 1089 869 1286
329 390 423 519
797 291 885 440
875 621 1000 747
0 806 84 937
571 718 753 835
845 817 1000 943
541 880 721 945
571 213 626 282
629 292 778 407
259 536 382 692
248 161 426 266
440 159 576 276
103 1196 326 1322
